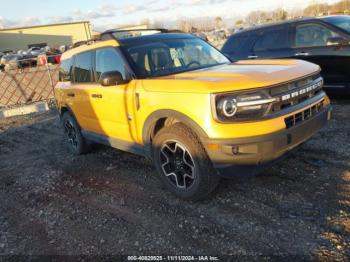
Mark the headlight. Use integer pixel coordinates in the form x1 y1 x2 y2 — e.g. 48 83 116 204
218 98 238 117
214 92 276 121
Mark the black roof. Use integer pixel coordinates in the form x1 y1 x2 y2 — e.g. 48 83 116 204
105 32 196 46
102 28 169 35
100 28 194 45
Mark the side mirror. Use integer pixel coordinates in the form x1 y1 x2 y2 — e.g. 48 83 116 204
327 36 347 46
100 71 126 86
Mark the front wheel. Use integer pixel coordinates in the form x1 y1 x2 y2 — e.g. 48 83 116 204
152 123 220 200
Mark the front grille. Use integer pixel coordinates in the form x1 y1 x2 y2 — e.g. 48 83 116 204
213 72 325 123
284 100 324 129
269 74 323 114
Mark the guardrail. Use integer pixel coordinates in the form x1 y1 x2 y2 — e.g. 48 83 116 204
0 56 60 108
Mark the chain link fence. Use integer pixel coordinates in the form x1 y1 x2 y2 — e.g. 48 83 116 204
0 56 60 108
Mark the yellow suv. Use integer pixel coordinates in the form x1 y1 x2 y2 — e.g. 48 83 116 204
55 29 331 200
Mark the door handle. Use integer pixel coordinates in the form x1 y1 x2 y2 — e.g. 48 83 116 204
135 93 140 110
248 55 258 59
91 94 102 99
295 52 309 56
67 93 75 97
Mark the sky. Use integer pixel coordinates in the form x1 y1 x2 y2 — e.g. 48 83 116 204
0 0 342 31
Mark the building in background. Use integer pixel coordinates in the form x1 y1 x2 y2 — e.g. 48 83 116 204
0 21 92 52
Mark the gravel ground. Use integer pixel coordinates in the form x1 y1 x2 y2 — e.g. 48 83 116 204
0 100 349 260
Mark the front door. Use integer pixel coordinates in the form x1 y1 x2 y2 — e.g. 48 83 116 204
292 22 350 88
87 47 136 143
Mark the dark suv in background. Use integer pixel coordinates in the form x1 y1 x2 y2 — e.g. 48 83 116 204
222 16 350 95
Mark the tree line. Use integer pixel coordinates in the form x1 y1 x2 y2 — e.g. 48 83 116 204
241 0 349 27
174 0 350 32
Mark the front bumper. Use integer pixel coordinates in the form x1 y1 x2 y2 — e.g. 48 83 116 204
205 105 331 177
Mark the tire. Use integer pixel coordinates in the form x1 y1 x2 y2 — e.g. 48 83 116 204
61 112 90 155
152 123 220 200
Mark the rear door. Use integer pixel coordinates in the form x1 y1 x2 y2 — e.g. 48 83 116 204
291 21 350 88
70 50 97 131
248 25 293 60
57 57 75 110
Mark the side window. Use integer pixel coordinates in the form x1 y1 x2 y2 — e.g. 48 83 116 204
59 58 73 82
295 23 341 47
224 34 249 52
95 48 127 81
150 47 174 72
254 27 289 51
73 52 93 83
128 47 151 77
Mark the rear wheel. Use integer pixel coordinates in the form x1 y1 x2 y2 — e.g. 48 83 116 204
152 123 220 200
61 112 90 155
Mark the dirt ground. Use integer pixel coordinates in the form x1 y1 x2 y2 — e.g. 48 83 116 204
0 100 349 260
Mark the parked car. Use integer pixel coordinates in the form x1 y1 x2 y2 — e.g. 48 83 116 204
0 52 4 71
27 46 43 57
222 15 350 95
37 48 61 66
0 48 40 70
55 29 331 200
1 53 21 71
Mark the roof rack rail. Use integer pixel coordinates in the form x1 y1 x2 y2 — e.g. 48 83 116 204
72 39 98 48
100 28 183 41
102 28 169 34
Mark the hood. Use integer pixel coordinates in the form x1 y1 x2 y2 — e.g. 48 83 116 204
142 59 320 93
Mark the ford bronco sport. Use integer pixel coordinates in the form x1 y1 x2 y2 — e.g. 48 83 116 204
55 29 331 200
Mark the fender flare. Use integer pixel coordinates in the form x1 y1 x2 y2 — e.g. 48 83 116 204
142 109 209 152
59 105 82 129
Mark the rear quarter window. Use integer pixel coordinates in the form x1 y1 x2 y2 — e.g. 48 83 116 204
59 58 73 82
73 51 94 83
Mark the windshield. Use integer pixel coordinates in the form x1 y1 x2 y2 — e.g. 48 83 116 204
323 16 350 34
122 38 230 78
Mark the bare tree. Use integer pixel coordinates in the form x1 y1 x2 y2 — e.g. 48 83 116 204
234 19 244 28
330 0 350 14
288 7 304 19
197 17 214 32
303 1 329 16
246 11 268 25
214 16 223 29
169 0 350 33
270 8 288 21
177 20 194 32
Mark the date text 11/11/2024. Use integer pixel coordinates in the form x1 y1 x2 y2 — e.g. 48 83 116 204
127 255 220 261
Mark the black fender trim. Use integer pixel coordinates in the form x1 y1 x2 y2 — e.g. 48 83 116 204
59 105 82 129
142 109 209 153
81 129 148 157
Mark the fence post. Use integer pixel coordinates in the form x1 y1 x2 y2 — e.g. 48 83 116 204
45 60 57 109
46 63 54 91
